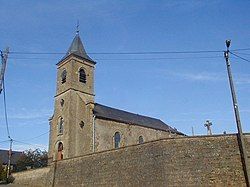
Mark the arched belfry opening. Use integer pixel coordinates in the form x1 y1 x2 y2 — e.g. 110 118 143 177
57 142 63 160
79 68 86 83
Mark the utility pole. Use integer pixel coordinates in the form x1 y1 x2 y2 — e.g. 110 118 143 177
1 47 12 182
204 120 212 135
0 47 9 94
6 138 13 182
224 40 250 186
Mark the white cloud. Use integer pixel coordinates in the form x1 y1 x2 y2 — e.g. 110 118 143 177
160 0 221 12
0 108 52 120
166 71 225 82
241 109 250 113
165 70 250 85
181 72 224 81
12 143 48 152
235 74 250 84
0 107 52 129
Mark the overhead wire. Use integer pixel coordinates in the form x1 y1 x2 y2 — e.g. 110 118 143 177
8 55 223 61
9 52 64 55
232 52 250 56
19 130 50 142
7 48 250 64
231 47 250 52
229 51 250 63
0 140 9 144
9 50 224 55
96 56 223 61
7 47 250 56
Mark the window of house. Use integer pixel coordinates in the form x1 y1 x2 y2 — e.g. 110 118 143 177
58 117 64 134
139 136 144 144
79 68 86 83
57 142 63 160
61 69 67 84
114 132 121 149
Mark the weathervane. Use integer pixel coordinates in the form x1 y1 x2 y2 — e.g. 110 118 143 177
76 20 80 34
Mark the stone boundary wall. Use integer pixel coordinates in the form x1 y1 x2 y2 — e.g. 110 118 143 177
13 134 250 187
12 167 53 187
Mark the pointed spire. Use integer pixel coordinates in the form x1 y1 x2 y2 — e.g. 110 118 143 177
61 23 95 63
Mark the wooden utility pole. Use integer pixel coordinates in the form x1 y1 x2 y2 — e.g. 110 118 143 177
6 138 13 182
224 40 250 187
0 47 9 93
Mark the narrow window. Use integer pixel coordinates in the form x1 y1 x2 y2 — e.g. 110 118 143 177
114 132 121 148
79 68 86 83
58 117 64 134
60 99 64 107
61 69 67 84
139 136 144 144
57 142 63 160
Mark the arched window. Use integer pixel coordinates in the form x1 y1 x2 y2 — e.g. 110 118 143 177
79 68 86 83
57 142 63 160
139 136 144 144
114 132 121 148
61 69 67 84
58 117 64 134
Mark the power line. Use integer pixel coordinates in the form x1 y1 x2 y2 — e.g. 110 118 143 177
73 50 225 55
229 51 250 63
8 55 223 61
97 56 223 61
19 130 50 142
0 140 9 144
8 47 250 56
232 52 250 56
9 50 224 55
9 57 58 60
231 48 250 52
10 52 64 55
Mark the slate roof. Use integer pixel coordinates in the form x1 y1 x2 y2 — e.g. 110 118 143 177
93 103 184 135
60 32 95 64
0 149 23 165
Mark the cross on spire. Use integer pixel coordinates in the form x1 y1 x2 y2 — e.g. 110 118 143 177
76 20 80 35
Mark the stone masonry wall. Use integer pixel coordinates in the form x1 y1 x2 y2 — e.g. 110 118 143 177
13 134 250 187
94 118 175 152
12 167 53 187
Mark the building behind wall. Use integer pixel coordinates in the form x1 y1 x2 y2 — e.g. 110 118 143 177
0 149 23 171
48 31 184 162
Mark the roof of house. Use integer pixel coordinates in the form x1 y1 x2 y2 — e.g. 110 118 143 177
60 32 95 64
0 149 23 165
93 103 184 135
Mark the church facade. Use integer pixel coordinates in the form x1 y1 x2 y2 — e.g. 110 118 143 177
48 32 184 161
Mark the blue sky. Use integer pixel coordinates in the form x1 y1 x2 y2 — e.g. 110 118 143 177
0 0 250 151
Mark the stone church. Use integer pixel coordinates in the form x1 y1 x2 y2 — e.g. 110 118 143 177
48 31 184 161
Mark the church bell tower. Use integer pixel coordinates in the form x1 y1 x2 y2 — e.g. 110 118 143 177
48 29 96 161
